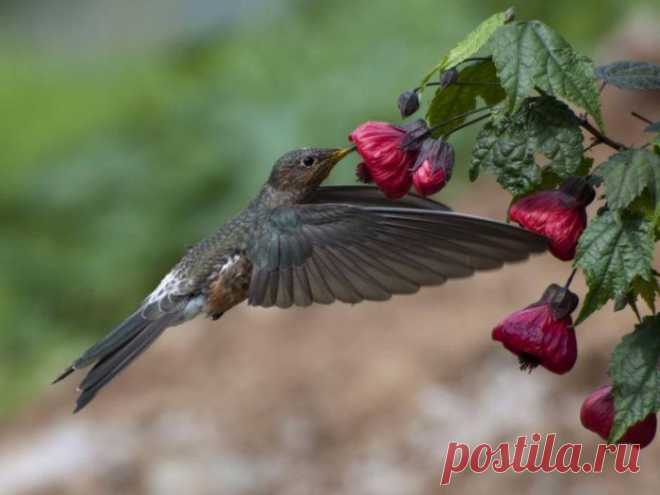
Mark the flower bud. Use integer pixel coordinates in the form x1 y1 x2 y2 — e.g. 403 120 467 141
581 384 657 448
349 121 417 198
492 284 578 374
411 139 454 196
509 177 595 261
399 119 429 151
439 68 459 88
397 90 420 118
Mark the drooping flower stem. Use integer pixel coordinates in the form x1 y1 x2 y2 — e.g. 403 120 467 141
535 86 626 151
564 268 577 289
417 81 501 91
404 106 494 147
443 112 491 138
578 116 626 151
583 138 602 153
631 111 653 125
432 105 494 132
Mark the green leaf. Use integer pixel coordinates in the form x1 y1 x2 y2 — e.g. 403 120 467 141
608 315 660 442
427 60 505 135
595 61 660 90
527 97 584 177
613 292 630 312
471 127 540 194
575 211 654 323
593 149 660 211
490 20 603 129
420 9 511 87
632 276 659 313
650 135 660 155
470 96 584 195
470 106 537 194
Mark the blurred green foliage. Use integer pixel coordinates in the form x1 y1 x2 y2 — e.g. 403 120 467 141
1 0 656 414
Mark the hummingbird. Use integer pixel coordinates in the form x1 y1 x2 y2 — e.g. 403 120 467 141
54 147 546 412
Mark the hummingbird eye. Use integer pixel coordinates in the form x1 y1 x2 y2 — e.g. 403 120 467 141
302 156 316 167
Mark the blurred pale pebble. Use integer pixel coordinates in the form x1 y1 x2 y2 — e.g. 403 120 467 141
346 455 425 495
151 411 219 450
278 415 316 454
408 356 552 459
0 420 135 494
145 455 283 495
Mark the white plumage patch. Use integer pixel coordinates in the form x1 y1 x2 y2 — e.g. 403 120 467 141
143 253 242 322
146 271 180 305
219 253 241 274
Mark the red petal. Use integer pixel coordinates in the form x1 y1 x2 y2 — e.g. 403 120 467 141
620 414 657 448
412 160 447 196
580 384 615 439
509 191 586 261
349 121 417 198
581 384 657 448
492 304 577 374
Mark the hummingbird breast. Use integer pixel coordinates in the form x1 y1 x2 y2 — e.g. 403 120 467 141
204 252 253 317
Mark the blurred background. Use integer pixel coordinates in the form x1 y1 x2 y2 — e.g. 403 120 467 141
1 0 659 493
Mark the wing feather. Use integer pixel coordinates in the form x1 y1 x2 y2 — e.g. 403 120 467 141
247 203 547 308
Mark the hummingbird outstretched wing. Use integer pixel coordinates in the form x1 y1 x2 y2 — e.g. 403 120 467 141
308 185 452 211
246 202 548 308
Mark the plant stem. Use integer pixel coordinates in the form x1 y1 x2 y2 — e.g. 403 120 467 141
564 268 577 289
534 86 626 151
577 116 626 152
444 113 491 138
420 81 500 89
430 105 493 131
415 57 494 92
583 139 602 153
631 111 653 125
408 105 494 145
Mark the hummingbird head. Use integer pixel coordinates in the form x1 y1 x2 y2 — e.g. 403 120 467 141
267 147 353 196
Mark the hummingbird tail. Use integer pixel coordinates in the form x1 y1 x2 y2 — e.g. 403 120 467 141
74 318 170 413
54 311 173 413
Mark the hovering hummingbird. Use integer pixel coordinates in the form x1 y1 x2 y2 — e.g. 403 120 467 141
54 147 546 412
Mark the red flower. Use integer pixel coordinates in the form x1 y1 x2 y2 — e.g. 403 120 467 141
411 139 454 196
412 161 446 196
492 284 578 374
581 384 657 448
349 121 418 198
509 177 595 261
